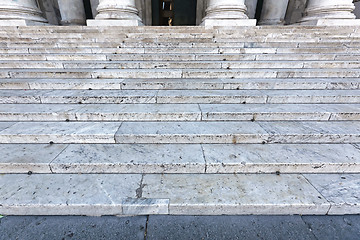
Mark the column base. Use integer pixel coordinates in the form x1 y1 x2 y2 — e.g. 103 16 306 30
0 20 48 26
201 19 257 27
299 19 360 26
87 19 144 26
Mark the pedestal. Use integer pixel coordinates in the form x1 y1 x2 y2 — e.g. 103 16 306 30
299 0 356 25
58 0 87 25
89 0 143 26
258 0 289 25
201 0 256 27
0 0 47 25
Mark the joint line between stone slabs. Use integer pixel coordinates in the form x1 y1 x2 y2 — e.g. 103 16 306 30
197 104 204 121
49 144 70 174
301 173 332 215
200 144 207 173
114 122 124 144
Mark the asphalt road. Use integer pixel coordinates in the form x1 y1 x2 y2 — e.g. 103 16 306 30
0 215 359 240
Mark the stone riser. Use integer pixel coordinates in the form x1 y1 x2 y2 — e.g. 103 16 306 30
0 47 358 55
1 78 358 90
3 41 360 48
0 121 360 144
0 104 359 122
2 53 359 61
0 173 358 216
2 69 360 79
1 143 359 174
1 89 360 104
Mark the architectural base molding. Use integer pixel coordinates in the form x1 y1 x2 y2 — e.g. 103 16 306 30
201 19 256 27
299 19 360 26
87 19 144 26
0 20 48 26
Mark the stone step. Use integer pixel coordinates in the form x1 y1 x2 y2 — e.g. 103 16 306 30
0 173 358 215
0 104 358 122
1 89 360 104
0 47 357 55
0 121 360 144
3 41 360 49
1 143 359 174
2 60 360 70
1 53 357 62
1 78 358 90
2 69 360 79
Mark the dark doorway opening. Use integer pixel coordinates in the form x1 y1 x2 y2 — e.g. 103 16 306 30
83 0 93 19
152 0 197 26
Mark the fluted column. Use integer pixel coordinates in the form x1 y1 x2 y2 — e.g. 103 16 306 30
299 0 360 25
201 0 256 26
259 0 289 25
0 0 47 25
87 0 143 26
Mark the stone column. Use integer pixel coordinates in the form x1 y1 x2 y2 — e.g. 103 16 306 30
58 0 86 25
259 0 289 25
0 0 47 26
87 0 143 26
201 0 256 26
299 0 360 25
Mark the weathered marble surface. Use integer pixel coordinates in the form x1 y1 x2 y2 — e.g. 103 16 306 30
142 174 329 215
115 122 268 144
0 122 16 132
0 174 141 215
259 121 360 144
0 122 121 143
0 144 67 173
51 144 205 173
304 174 360 215
203 144 360 173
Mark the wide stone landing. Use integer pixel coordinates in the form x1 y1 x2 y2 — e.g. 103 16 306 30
0 173 358 216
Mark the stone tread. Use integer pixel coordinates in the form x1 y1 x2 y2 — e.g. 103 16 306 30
0 121 360 144
1 60 360 70
0 103 359 122
2 68 360 79
0 173 358 216
0 78 359 90
1 89 360 104
0 143 360 174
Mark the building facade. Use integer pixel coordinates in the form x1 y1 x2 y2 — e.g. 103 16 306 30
0 0 360 27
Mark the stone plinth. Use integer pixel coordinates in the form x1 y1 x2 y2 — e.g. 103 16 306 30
57 0 86 25
0 0 47 26
201 0 256 27
259 0 289 25
299 0 360 25
88 0 143 26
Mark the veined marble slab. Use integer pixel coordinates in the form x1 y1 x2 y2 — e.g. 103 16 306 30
304 174 360 215
202 144 360 174
0 122 121 144
142 174 329 215
0 122 17 132
264 90 360 104
0 174 143 216
259 121 360 144
51 144 205 174
115 122 267 144
0 144 68 173
0 104 201 122
40 90 158 104
113 121 360 144
157 90 266 104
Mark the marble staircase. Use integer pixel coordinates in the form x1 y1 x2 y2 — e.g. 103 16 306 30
0 26 359 216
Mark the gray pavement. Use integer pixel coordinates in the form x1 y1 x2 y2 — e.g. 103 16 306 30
0 215 359 240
